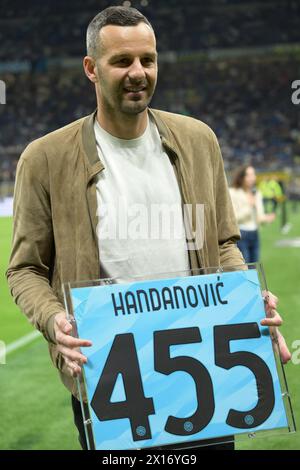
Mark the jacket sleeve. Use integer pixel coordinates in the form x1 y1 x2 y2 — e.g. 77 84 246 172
211 134 246 268
6 143 64 344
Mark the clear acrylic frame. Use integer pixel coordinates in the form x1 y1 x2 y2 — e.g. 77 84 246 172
63 263 296 450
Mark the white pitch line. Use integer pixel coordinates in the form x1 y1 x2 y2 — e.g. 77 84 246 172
6 330 42 355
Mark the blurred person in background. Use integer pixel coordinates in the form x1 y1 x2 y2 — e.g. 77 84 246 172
259 176 283 214
230 165 275 263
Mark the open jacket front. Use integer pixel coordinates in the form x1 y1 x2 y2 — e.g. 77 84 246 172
7 108 244 398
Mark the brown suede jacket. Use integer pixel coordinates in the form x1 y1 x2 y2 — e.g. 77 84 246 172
6 108 244 398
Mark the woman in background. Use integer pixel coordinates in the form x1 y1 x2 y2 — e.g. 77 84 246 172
230 165 275 263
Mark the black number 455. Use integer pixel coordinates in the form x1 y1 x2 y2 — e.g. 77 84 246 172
91 323 275 442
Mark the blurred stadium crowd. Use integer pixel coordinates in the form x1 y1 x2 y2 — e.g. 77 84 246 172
1 0 300 60
0 0 300 196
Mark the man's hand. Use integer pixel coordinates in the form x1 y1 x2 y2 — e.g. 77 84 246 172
260 291 291 364
54 312 92 377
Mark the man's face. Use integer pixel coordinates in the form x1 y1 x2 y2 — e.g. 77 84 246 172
95 23 158 116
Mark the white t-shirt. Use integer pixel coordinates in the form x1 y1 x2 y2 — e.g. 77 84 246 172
94 117 190 281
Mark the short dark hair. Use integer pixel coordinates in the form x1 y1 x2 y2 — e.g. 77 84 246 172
86 6 153 58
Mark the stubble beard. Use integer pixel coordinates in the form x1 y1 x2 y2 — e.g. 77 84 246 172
101 93 149 118
120 98 149 115
117 81 154 116
97 63 156 117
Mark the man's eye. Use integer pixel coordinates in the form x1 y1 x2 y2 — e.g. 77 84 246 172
143 57 154 65
116 59 130 66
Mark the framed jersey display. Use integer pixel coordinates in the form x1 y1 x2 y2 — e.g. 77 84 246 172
63 264 295 450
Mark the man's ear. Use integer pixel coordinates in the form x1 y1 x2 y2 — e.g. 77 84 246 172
83 56 98 83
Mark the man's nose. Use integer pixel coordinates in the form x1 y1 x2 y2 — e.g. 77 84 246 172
128 59 146 82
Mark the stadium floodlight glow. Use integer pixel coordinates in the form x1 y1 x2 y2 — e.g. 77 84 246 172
0 80 6 104
123 1 132 7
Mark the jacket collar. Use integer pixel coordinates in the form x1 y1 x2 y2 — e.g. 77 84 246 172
81 110 103 182
148 108 182 159
81 108 180 181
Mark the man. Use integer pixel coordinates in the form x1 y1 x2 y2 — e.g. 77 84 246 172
7 6 291 450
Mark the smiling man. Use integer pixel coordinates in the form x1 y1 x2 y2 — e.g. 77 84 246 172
7 6 291 450
86 20 158 131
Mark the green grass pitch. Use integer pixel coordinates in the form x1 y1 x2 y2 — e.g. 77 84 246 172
0 210 299 450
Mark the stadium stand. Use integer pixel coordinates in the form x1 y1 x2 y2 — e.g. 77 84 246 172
1 0 300 60
0 0 300 192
